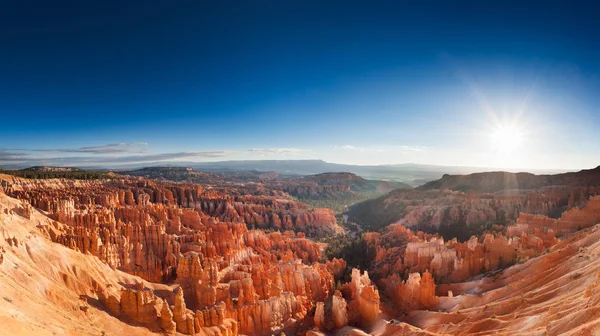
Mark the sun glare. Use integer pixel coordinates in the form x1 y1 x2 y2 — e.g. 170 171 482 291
490 124 524 154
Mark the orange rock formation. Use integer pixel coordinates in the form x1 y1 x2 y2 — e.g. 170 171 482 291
5 172 600 335
509 195 600 238
0 175 348 335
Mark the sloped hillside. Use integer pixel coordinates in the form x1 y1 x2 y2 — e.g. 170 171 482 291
0 189 163 335
418 165 600 193
349 175 600 240
290 172 411 197
402 224 600 335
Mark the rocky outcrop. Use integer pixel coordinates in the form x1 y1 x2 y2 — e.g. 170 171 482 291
382 271 437 311
119 283 159 324
365 221 557 315
96 283 238 335
0 189 184 335
342 269 380 327
349 187 600 240
314 290 349 331
368 224 519 284
313 267 378 332
0 175 345 335
402 222 600 335
160 300 176 333
509 195 600 238
331 290 349 329
173 288 195 334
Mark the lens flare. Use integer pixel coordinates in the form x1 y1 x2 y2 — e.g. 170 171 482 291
490 124 524 154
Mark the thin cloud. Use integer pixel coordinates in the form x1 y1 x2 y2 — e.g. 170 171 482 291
0 150 229 166
14 142 150 154
332 145 386 153
0 151 28 160
106 151 228 162
392 145 427 151
332 145 361 150
329 144 429 155
248 148 310 156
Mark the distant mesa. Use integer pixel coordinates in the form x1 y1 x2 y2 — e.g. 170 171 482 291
21 166 84 172
127 166 195 172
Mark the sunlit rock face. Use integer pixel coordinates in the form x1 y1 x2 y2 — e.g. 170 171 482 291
350 186 600 241
364 199 600 315
509 195 600 237
314 290 349 331
0 175 347 335
342 269 381 327
382 270 438 312
5 170 600 336
395 222 600 336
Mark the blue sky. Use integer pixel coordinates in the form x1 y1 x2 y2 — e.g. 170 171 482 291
1 1 599 169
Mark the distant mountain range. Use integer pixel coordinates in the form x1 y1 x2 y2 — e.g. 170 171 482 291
185 160 568 186
1 160 571 187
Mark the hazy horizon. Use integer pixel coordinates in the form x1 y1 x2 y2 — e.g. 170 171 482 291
0 158 582 175
1 1 599 170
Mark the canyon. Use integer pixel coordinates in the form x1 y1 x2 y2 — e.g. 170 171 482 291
1 2 594 335
0 174 376 335
2 165 600 335
118 168 410 208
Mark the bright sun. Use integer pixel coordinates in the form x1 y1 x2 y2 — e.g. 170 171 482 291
490 124 524 154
